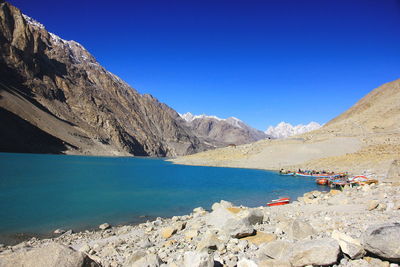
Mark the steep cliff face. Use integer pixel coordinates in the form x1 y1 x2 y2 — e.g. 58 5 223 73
0 1 208 156
179 112 268 147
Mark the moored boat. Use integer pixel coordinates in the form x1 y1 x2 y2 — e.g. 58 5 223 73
267 197 290 207
348 176 378 185
280 172 295 176
296 172 339 178
316 178 329 185
329 178 349 188
271 197 290 202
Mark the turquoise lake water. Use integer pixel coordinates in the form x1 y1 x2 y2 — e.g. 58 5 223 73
0 153 325 239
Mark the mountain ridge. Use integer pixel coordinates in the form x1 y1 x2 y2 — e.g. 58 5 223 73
179 112 269 147
0 1 210 156
265 121 322 139
172 78 400 175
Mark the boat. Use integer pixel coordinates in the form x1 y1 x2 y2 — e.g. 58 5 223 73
348 176 378 185
271 197 290 202
295 172 339 178
280 172 295 176
316 178 329 185
267 197 290 207
329 178 349 188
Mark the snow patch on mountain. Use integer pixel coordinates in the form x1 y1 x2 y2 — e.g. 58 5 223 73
265 121 322 139
22 14 95 64
180 112 247 129
179 112 223 122
22 14 45 29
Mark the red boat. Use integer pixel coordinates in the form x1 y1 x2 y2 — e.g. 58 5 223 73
267 197 290 207
316 178 328 185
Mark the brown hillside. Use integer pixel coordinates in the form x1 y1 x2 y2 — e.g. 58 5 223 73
172 79 400 177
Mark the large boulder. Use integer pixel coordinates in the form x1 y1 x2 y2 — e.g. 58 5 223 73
206 205 263 238
241 231 277 246
196 230 226 252
257 259 292 267
0 243 99 267
257 240 293 261
211 200 233 211
237 258 258 267
332 230 365 259
287 219 316 240
183 251 214 267
385 160 400 185
161 227 177 239
124 250 163 267
98 223 111 230
362 222 400 262
289 238 340 267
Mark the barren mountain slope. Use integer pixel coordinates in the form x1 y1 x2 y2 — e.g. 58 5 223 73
320 79 400 135
0 1 209 156
172 79 400 175
180 113 268 147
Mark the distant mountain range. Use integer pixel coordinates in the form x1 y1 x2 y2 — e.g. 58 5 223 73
179 112 269 147
265 122 322 139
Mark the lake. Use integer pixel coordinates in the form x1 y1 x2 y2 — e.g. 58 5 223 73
0 153 324 240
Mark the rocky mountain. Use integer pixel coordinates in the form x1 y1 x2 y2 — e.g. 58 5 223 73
0 1 210 156
179 112 268 147
174 78 400 175
265 121 322 139
321 79 400 135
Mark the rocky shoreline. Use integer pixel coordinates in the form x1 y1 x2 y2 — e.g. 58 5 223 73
0 179 399 266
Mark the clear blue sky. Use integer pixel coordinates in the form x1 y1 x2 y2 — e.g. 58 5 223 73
9 0 400 130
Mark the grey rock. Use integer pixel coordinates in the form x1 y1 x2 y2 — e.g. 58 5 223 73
183 250 214 267
137 237 152 249
124 250 163 267
53 229 66 234
287 219 316 240
332 230 365 259
236 258 258 267
289 238 340 267
99 223 111 230
196 230 225 252
257 240 292 260
0 243 99 267
257 259 292 267
211 200 233 211
193 207 206 214
206 206 262 238
78 244 91 253
377 202 387 211
237 240 249 252
367 256 392 267
362 222 400 262
385 160 400 185
368 200 380 211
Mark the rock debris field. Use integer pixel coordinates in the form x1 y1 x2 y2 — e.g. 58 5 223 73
0 182 400 267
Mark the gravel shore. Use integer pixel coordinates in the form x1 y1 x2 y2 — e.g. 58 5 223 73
1 179 399 267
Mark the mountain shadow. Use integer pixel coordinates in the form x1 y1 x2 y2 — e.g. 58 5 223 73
0 107 70 154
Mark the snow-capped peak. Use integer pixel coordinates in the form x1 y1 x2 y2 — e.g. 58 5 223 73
179 112 223 122
179 113 246 129
225 117 244 129
265 121 322 139
22 14 92 62
22 14 45 29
